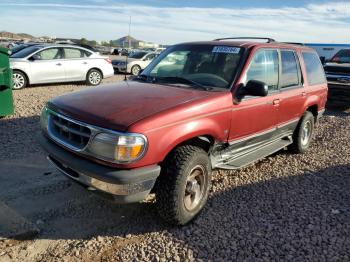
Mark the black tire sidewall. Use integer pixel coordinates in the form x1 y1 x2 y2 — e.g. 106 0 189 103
175 152 211 224
87 69 102 85
296 112 314 153
156 146 212 225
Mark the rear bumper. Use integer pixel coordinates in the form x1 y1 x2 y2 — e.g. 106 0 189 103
327 83 350 105
38 134 161 203
103 66 115 78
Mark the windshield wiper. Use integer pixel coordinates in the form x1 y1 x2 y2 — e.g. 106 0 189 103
155 76 212 91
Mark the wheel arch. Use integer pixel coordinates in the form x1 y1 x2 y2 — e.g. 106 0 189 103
88 67 103 78
305 104 318 123
13 69 30 85
162 134 215 163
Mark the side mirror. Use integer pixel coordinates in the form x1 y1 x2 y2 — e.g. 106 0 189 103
29 54 41 61
244 80 268 97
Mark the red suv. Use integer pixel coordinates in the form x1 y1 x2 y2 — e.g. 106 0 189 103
39 37 328 225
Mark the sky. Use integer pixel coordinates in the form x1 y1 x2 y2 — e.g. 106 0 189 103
1 0 350 44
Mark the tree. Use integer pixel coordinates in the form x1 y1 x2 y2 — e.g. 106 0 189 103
80 38 88 45
90 40 97 46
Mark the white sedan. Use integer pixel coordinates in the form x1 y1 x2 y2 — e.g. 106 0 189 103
10 44 114 89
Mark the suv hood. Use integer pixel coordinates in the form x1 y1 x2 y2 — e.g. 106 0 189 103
48 81 212 131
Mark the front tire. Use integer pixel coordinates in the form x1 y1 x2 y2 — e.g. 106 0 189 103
86 69 102 86
288 111 314 154
12 70 27 90
131 65 141 76
156 145 212 225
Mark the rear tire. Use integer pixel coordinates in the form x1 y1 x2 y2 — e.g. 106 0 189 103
288 111 314 154
156 145 212 225
86 69 102 86
131 65 141 76
12 70 27 90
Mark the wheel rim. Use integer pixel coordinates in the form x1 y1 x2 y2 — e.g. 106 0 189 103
184 165 206 211
13 73 25 89
301 120 312 146
132 66 140 76
89 71 101 85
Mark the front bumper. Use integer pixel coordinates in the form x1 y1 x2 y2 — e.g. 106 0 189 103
112 65 126 72
38 134 161 203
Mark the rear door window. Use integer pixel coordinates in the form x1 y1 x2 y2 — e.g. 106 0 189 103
302 52 326 85
280 50 301 88
64 48 83 59
245 49 279 91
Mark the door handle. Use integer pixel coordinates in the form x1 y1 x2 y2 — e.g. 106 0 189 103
272 99 280 106
56 63 62 66
82 62 88 65
301 91 306 97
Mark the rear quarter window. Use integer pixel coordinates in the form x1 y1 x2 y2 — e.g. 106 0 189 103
302 52 326 86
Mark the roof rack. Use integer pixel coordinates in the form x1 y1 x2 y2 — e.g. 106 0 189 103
283 42 305 46
214 37 276 43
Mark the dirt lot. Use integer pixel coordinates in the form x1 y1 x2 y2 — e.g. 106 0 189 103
0 76 349 261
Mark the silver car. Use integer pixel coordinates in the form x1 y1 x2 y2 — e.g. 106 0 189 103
10 45 114 89
112 51 158 76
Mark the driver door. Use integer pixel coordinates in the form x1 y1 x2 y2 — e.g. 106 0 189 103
29 47 66 84
229 49 280 147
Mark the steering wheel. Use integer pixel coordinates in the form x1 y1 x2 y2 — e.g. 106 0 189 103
185 73 228 88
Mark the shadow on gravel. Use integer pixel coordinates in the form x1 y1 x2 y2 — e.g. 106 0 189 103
1 154 349 260
1 107 349 260
183 164 350 260
0 115 41 160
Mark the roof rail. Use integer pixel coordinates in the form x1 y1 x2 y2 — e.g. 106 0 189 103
214 37 276 43
283 42 305 46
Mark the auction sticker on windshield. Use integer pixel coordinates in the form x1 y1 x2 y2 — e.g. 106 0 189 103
212 46 240 54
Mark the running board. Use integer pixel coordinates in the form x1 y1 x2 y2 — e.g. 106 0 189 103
215 137 292 170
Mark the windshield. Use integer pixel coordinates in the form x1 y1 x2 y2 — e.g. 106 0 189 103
141 44 243 89
10 45 42 58
128 51 147 59
11 44 31 54
331 49 350 63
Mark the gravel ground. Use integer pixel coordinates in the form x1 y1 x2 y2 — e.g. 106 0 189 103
0 78 349 261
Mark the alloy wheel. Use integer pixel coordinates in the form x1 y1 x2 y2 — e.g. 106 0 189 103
89 71 101 85
132 66 140 76
184 165 206 211
301 120 312 146
12 73 25 89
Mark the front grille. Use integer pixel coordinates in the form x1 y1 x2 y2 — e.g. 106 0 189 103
48 112 91 150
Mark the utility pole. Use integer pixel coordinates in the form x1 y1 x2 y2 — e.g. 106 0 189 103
128 16 131 49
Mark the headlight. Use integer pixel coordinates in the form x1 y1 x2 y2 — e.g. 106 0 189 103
88 132 147 163
40 106 49 131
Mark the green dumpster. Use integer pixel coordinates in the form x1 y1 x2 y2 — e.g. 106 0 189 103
0 46 14 117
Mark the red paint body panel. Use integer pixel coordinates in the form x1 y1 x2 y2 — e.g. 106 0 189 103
49 81 213 131
128 92 233 167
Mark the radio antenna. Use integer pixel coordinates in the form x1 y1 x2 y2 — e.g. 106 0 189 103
124 16 131 81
